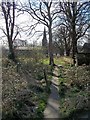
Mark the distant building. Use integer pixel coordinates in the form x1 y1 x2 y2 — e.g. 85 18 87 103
13 39 27 47
42 27 47 47
42 27 48 56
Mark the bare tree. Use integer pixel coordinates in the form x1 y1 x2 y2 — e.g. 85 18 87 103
53 25 72 56
59 1 90 64
1 0 18 62
20 0 60 65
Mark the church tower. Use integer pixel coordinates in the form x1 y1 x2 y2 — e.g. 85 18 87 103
42 27 47 47
42 27 48 56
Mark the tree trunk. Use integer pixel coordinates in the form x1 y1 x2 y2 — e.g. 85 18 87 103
64 38 70 56
47 5 54 66
8 37 17 63
65 44 70 56
66 49 70 56
43 68 48 86
48 25 54 65
2 1 16 63
72 26 77 65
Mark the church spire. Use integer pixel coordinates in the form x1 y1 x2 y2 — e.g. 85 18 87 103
42 27 48 56
42 27 47 47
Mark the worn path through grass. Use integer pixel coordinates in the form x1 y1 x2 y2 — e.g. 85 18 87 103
44 66 60 118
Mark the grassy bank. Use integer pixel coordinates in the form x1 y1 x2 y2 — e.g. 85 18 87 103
58 58 89 119
2 54 52 119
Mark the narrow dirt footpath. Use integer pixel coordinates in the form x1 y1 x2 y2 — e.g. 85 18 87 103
44 66 60 118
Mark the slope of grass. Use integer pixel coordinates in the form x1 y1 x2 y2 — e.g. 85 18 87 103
54 56 73 66
2 54 52 120
42 56 73 66
58 61 90 119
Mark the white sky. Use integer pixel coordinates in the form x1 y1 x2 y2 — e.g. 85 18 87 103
0 0 59 46
0 0 89 46
0 2 45 46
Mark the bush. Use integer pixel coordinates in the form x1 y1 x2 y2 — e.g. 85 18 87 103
77 53 90 65
59 65 90 119
59 82 68 97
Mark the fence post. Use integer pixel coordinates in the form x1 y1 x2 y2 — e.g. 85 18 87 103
43 68 47 85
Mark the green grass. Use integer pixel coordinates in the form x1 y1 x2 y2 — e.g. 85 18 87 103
54 57 72 66
42 56 73 66
42 58 49 65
